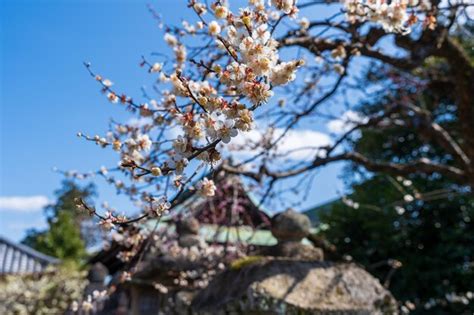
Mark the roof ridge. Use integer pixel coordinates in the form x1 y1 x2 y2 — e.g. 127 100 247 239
0 235 60 264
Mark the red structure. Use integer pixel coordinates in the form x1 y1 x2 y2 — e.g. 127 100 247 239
172 169 271 228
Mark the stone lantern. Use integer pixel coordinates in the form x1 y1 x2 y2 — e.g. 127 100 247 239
261 209 324 261
176 217 203 248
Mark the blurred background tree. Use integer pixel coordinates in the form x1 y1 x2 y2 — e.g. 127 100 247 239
320 25 474 314
22 180 97 262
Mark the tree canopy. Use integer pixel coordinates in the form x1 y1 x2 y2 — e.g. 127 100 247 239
58 1 474 311
320 24 474 314
22 180 96 261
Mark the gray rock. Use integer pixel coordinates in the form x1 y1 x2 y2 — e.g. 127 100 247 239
192 258 398 315
178 234 204 248
175 217 204 248
176 217 200 235
258 242 324 261
271 209 311 242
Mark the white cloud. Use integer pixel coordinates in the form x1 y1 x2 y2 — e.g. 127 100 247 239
8 218 48 232
126 117 153 127
126 117 182 139
127 119 332 161
0 196 50 212
230 127 332 161
326 110 367 134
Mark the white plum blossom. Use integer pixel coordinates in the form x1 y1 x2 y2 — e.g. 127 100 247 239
206 111 239 143
271 0 298 15
149 197 171 217
99 212 115 231
331 45 347 60
107 92 118 103
150 62 163 73
395 206 406 215
154 282 169 294
271 60 305 86
182 21 197 34
81 295 94 312
299 17 310 30
403 179 413 186
135 134 152 151
243 81 274 105
173 135 188 155
196 178 217 197
192 1 207 15
213 5 229 19
166 155 189 174
333 64 345 75
342 196 360 209
208 21 221 35
342 0 433 33
164 33 178 46
102 79 113 87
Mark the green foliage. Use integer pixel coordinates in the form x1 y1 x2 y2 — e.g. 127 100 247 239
22 180 96 262
321 175 474 312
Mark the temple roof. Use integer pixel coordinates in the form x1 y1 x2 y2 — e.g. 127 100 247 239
0 235 60 274
170 169 271 228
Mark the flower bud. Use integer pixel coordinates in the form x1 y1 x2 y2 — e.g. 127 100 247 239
198 96 208 105
151 167 162 176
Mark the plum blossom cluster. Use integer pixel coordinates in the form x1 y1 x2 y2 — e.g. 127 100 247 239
216 5 304 102
109 226 149 262
75 0 305 228
342 0 434 33
154 0 306 173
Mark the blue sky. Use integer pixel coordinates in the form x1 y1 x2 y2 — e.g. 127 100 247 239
0 0 345 242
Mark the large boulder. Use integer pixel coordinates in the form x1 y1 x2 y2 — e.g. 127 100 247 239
192 258 398 314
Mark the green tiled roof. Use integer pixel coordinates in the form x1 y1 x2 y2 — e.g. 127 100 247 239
143 220 317 246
